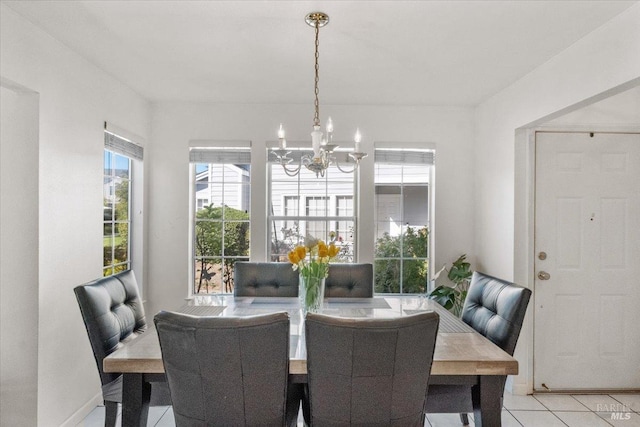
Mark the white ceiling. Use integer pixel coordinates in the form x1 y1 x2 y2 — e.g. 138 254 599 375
4 0 637 106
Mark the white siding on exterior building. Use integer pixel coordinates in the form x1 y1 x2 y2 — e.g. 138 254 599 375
194 164 250 213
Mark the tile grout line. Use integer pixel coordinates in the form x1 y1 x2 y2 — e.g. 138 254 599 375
533 393 621 427
609 393 640 414
503 408 524 427
84 394 640 426
152 406 171 426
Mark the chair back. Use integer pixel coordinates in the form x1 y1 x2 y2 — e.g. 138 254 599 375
325 263 374 298
234 262 299 297
461 271 532 355
305 311 439 426
154 311 290 426
74 270 147 387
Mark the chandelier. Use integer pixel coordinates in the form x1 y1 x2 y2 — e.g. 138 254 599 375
272 12 367 178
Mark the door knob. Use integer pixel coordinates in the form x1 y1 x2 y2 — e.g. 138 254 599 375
538 271 550 280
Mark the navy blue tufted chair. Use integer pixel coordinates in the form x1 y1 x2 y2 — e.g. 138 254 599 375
74 270 170 427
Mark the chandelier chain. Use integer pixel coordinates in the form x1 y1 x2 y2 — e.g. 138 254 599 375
313 19 320 128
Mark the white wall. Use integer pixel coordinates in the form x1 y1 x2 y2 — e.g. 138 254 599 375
0 5 151 425
1 83 39 427
545 85 640 127
476 3 640 279
147 102 476 315
474 3 640 394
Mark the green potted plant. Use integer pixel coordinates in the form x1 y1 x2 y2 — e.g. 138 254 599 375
427 254 473 317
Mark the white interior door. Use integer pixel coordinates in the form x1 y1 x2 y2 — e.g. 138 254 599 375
534 131 640 391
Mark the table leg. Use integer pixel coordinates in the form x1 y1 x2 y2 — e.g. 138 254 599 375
122 373 151 427
472 375 503 427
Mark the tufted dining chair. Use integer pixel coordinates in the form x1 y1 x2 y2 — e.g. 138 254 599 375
154 310 297 426
73 270 170 427
425 271 532 425
234 262 299 297
324 263 374 298
305 311 440 426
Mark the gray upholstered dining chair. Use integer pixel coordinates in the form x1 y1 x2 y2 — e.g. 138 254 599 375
304 311 440 426
325 263 374 297
234 262 299 297
73 270 170 427
154 310 298 427
425 271 532 426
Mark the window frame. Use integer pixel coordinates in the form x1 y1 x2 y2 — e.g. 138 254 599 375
373 148 434 294
103 149 132 276
267 147 358 263
103 128 144 279
189 145 251 295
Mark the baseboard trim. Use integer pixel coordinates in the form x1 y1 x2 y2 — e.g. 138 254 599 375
533 388 640 394
59 392 103 427
510 382 530 396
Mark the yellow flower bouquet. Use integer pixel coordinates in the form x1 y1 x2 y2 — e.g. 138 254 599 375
288 239 340 312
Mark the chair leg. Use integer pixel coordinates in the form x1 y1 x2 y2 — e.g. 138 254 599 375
301 384 310 426
286 383 304 427
460 413 470 425
104 401 118 427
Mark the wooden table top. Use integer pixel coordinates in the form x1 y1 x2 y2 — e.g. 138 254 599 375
104 296 518 377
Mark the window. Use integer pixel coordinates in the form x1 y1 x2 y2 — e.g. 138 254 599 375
103 130 143 277
283 195 299 232
305 196 328 237
190 147 251 294
335 195 354 243
374 149 433 293
196 198 208 210
268 148 356 262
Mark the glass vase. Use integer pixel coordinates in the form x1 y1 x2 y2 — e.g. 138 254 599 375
299 274 326 313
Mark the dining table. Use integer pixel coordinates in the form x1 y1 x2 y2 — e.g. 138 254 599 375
104 295 517 426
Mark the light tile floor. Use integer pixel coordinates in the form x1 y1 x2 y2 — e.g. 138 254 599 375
77 392 640 426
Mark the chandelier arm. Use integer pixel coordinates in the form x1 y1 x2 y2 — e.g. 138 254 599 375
333 159 359 174
282 162 303 177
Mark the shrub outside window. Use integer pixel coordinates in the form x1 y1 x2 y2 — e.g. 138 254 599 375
374 149 433 294
191 147 251 294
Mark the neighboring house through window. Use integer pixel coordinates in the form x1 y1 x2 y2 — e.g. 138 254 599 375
374 148 433 294
305 196 328 238
283 195 299 234
335 195 354 244
268 147 356 262
190 145 251 294
187 144 434 295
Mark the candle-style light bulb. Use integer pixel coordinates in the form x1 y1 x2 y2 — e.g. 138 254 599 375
326 117 334 134
278 124 286 149
311 125 322 157
354 128 362 153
